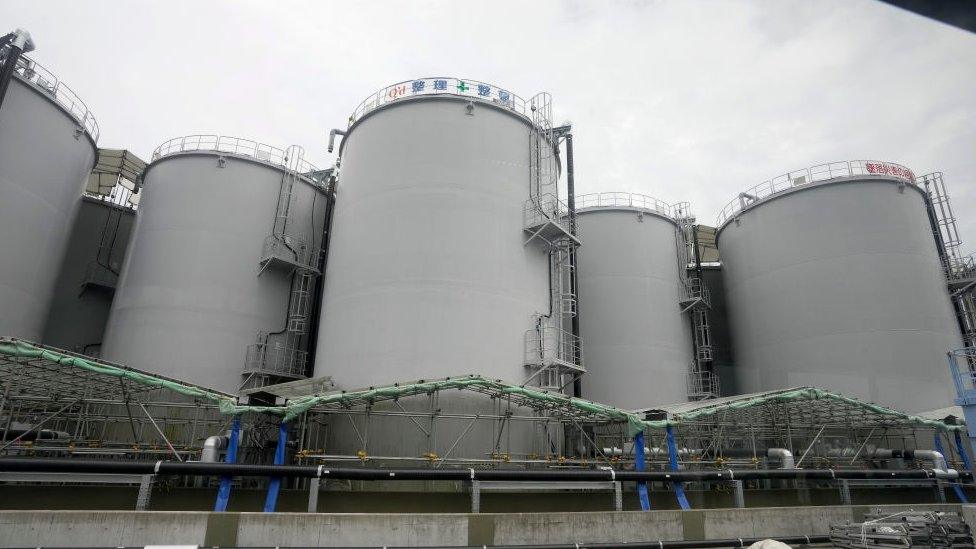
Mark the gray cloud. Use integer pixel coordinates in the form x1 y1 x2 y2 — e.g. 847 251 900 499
4 0 974 249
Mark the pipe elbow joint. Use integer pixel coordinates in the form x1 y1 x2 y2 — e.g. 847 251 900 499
766 448 795 469
327 129 347 153
201 435 228 463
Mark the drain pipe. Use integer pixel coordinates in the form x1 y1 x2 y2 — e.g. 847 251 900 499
327 129 346 153
564 130 582 398
0 28 35 113
303 171 337 375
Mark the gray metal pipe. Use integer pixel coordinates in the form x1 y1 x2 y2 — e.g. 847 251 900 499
327 129 346 153
0 458 963 482
200 435 228 463
906 449 948 471
766 448 795 469
0 28 34 113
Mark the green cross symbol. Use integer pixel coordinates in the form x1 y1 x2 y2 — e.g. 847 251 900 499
456 81 469 92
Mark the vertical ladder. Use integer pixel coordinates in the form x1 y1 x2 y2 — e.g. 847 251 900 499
924 173 964 275
272 146 302 237
523 94 583 392
921 173 976 347
243 146 321 389
528 93 556 203
673 203 718 400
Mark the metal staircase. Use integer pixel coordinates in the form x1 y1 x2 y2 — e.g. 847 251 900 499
243 146 321 389
920 173 976 347
522 94 579 248
522 93 583 392
674 203 719 400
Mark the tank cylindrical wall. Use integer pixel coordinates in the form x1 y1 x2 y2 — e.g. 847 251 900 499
102 152 325 393
699 265 738 396
717 177 962 412
42 197 135 355
0 76 96 339
575 208 693 410
314 96 551 458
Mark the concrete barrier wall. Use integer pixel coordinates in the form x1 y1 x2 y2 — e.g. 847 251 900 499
0 505 967 547
0 511 210 546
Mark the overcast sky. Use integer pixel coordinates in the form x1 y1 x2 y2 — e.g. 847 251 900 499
5 0 975 250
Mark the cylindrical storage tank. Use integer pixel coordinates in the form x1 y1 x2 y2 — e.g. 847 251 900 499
314 79 558 460
699 265 738 396
574 193 694 410
716 161 962 412
0 55 98 339
42 196 136 355
102 136 327 393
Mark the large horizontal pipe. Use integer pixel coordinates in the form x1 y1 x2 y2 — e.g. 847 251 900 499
0 458 965 482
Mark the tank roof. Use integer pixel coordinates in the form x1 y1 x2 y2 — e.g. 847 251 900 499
576 191 677 221
150 134 321 184
716 160 918 230
348 77 546 127
6 52 99 142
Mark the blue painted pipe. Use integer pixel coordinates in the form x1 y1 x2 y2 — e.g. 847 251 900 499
263 421 288 512
634 431 651 510
666 425 691 510
213 415 241 512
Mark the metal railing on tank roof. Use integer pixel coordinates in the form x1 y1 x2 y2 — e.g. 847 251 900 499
576 192 672 218
348 77 538 126
716 160 917 227
4 51 99 142
151 135 318 174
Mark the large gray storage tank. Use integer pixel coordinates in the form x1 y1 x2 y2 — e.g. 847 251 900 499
314 78 569 460
42 195 136 355
574 193 695 410
0 55 98 340
102 136 327 393
716 161 962 412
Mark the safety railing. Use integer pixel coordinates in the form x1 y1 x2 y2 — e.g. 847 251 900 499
576 192 672 217
243 337 307 378
85 184 139 210
949 347 976 396
716 160 917 227
523 194 574 234
682 277 711 309
82 261 119 289
946 254 976 282
687 366 720 401
4 51 99 142
151 135 318 175
348 77 534 126
524 325 584 371
260 234 319 272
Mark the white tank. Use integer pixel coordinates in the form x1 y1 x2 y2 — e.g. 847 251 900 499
0 55 97 339
314 78 563 460
102 136 327 393
574 193 694 410
716 161 962 412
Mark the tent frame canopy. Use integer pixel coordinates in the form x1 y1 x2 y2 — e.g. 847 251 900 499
0 338 963 470
85 148 147 208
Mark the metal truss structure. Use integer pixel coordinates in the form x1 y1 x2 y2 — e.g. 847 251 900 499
1 338 965 479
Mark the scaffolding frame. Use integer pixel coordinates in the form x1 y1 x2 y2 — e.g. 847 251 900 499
1 339 963 478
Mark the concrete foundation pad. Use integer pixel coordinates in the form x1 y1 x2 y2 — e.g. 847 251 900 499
0 505 966 547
